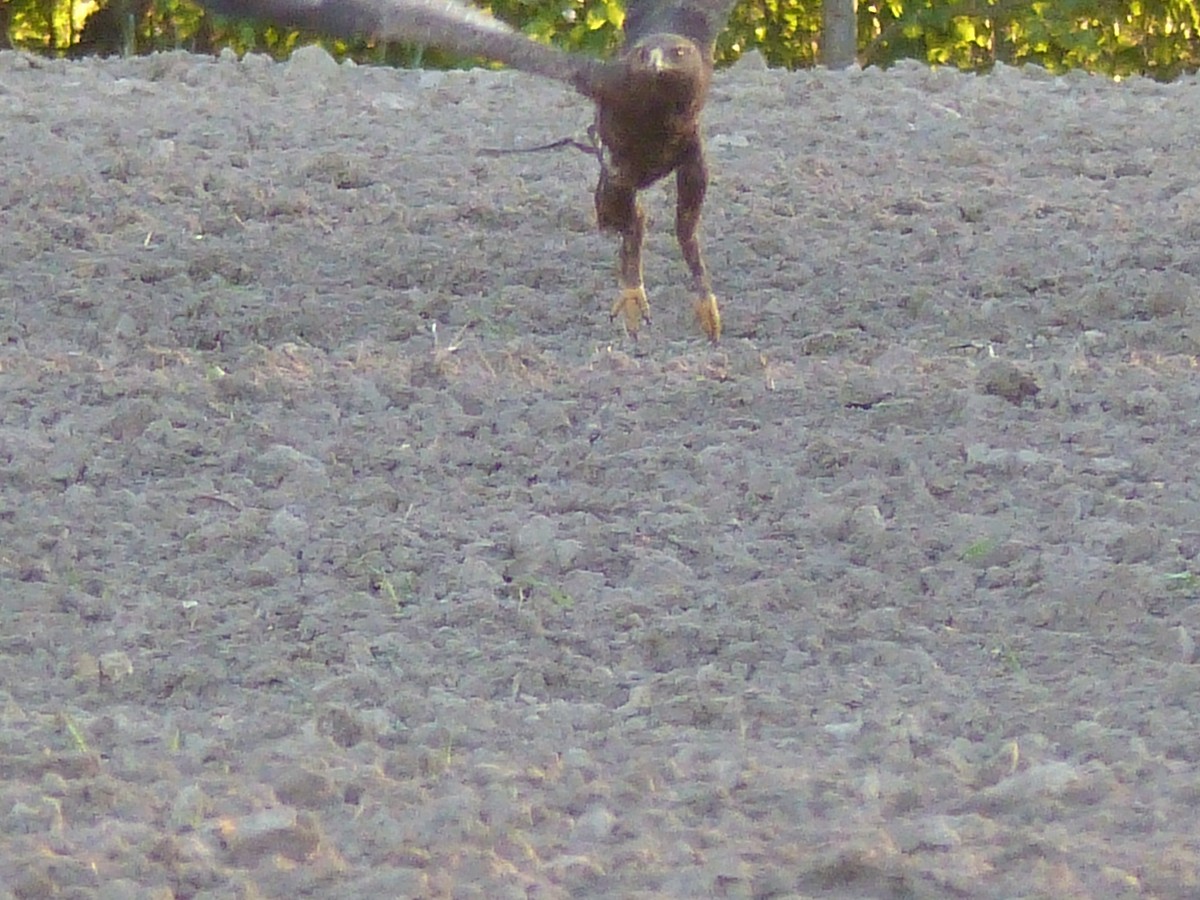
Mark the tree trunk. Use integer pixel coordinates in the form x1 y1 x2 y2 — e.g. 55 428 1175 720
0 0 13 50
821 0 858 69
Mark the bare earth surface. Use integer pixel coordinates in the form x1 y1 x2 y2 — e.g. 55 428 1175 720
3 45 1200 898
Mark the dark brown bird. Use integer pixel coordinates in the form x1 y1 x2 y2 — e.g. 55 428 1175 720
200 0 739 340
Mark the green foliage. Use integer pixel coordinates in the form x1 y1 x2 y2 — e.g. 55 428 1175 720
3 0 1199 78
489 0 625 55
861 0 1200 77
8 0 76 51
7 0 206 54
721 0 822 66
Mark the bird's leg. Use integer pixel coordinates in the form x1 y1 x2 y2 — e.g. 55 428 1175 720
595 169 650 337
613 201 650 335
676 147 721 342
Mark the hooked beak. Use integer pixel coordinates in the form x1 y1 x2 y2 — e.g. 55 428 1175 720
645 47 665 71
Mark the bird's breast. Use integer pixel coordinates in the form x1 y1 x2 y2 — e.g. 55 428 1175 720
594 95 702 189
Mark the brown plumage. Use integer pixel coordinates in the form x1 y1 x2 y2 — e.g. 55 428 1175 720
200 0 739 340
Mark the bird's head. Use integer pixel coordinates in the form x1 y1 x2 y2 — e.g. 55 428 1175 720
628 34 705 79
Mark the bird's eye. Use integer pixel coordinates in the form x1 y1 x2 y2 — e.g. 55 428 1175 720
672 46 686 58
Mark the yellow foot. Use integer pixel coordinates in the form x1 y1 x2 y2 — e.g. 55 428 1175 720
611 286 651 338
695 292 722 343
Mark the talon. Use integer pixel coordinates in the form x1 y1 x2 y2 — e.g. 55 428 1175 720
695 292 721 342
611 286 651 337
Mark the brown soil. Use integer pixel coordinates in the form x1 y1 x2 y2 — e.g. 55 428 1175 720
2 46 1200 898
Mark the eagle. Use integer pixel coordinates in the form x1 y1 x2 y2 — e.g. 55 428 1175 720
198 0 740 340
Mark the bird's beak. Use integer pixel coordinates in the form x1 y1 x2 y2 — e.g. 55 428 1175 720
645 47 665 71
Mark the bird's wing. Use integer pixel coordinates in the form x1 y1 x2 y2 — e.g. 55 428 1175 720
200 0 606 88
622 0 740 51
